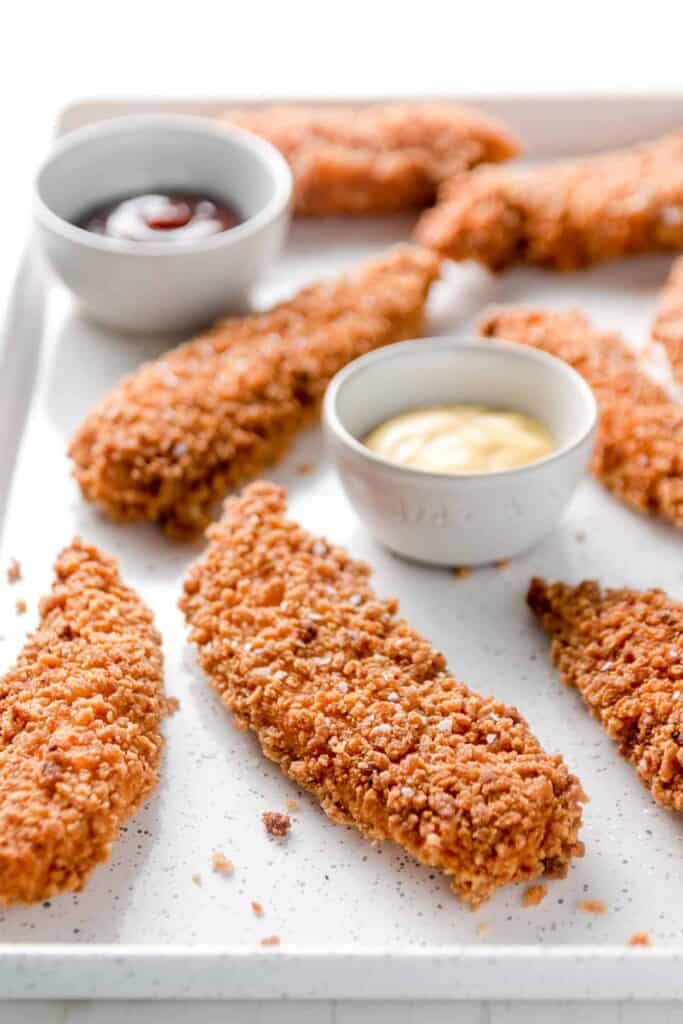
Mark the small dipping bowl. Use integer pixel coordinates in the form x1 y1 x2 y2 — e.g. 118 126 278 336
34 115 292 333
324 337 597 566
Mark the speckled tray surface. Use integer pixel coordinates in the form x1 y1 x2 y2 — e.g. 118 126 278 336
1 96 683 1000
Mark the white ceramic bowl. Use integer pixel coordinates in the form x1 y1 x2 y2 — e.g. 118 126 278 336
324 337 597 566
34 115 292 333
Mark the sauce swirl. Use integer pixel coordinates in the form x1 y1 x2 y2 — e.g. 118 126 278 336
78 192 241 243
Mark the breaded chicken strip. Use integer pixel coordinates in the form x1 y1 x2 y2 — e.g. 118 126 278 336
0 540 166 904
416 132 683 270
225 103 519 216
70 245 440 539
528 578 683 813
479 307 683 527
652 255 683 385
180 482 585 908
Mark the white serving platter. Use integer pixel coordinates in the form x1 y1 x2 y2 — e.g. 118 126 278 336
1 96 683 1001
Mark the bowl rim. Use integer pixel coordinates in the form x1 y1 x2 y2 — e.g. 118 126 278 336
33 113 293 257
323 335 598 483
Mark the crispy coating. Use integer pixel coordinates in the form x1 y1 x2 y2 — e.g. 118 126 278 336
479 306 683 527
652 256 683 385
180 482 585 908
528 577 683 813
225 103 519 216
70 245 440 539
416 132 683 270
0 540 166 904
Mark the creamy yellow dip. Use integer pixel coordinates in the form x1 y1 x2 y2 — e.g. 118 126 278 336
363 405 554 474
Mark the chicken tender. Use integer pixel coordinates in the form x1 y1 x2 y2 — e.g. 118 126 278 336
416 132 683 270
70 245 440 539
528 577 683 813
180 481 585 908
652 255 683 385
479 306 683 527
225 103 519 216
0 540 167 904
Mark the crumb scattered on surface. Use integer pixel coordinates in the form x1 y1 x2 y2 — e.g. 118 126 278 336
629 931 651 946
70 246 440 539
251 901 264 917
15 599 27 616
6 559 21 583
262 811 292 837
285 799 298 812
575 531 586 542
260 935 280 947
477 922 490 936
226 103 519 216
529 577 683 812
165 696 181 714
296 463 314 476
522 883 547 908
191 873 202 887
0 539 165 905
180 481 586 909
211 852 234 875
578 900 608 915
452 566 472 579
495 559 510 570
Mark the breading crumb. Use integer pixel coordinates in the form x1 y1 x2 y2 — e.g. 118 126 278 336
452 566 472 579
578 900 608 915
165 696 181 714
260 935 280 947
285 799 298 812
6 559 21 583
211 852 234 875
495 559 510 570
477 922 490 936
251 901 264 917
575 531 586 543
15 599 27 616
629 931 651 946
191 873 202 887
262 811 291 837
296 463 314 476
522 883 547 907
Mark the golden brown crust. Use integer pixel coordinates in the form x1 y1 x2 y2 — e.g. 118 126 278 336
180 482 585 908
652 255 683 385
479 306 683 528
226 103 519 216
69 245 440 539
416 132 683 270
0 540 166 904
528 577 683 813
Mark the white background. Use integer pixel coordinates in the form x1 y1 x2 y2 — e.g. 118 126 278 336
2 0 683 1019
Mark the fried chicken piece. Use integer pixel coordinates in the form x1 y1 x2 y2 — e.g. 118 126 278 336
479 306 683 527
652 255 683 385
70 245 440 539
416 132 683 270
226 103 519 216
528 577 683 813
180 482 585 908
0 540 166 904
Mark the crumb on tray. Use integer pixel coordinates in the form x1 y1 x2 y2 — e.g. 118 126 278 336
522 883 547 908
191 873 202 887
251 901 264 917
260 935 281 947
296 463 314 476
262 811 291 837
165 696 181 715
628 931 651 946
477 922 490 937
211 852 234 875
6 559 21 583
285 799 298 812
494 559 510 570
452 566 472 579
15 599 27 616
578 899 608 915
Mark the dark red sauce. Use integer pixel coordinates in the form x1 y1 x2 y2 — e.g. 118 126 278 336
78 192 242 243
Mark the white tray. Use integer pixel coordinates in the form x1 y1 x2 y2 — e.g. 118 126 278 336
1 96 683 1001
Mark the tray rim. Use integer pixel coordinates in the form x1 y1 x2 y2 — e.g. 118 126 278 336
2 91 683 1000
